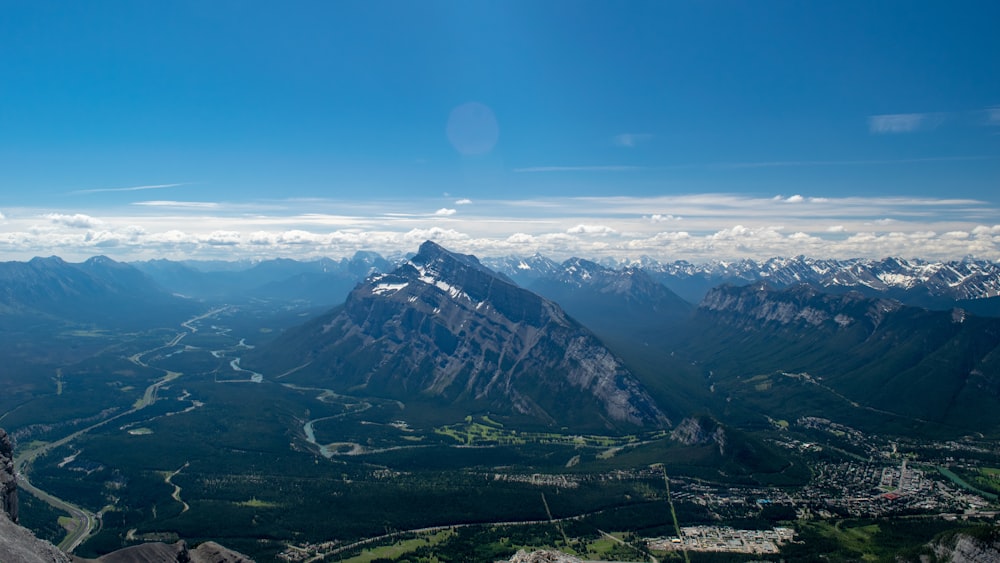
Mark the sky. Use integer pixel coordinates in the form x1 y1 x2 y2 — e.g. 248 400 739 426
1 1 998 263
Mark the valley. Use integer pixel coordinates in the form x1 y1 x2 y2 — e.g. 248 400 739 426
2 246 999 562
4 296 997 561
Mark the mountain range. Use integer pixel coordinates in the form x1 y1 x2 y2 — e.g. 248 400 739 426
5 250 991 317
2 246 999 437
483 254 1000 312
0 255 198 329
132 251 393 305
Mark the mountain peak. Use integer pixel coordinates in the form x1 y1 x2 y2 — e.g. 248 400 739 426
413 240 488 272
254 243 670 430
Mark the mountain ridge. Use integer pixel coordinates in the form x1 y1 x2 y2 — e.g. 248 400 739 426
249 241 670 430
683 283 1000 435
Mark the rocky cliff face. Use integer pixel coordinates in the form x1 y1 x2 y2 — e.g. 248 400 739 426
72 540 254 563
256 241 670 430
670 417 727 454
507 550 585 563
1 427 73 563
926 530 1000 563
1 428 18 523
699 283 902 332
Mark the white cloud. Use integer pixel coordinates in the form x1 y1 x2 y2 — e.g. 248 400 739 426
0 210 5 220
612 133 652 148
710 225 783 241
868 112 942 134
45 213 104 229
455 199 473 205
72 183 187 195
567 224 618 235
133 201 220 209
435 208 457 216
1 193 997 262
513 166 642 173
772 194 810 203
648 214 681 222
404 227 468 243
986 106 1000 126
204 231 242 246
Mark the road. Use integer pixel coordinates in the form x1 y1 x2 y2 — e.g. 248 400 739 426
299 508 617 562
13 467 97 552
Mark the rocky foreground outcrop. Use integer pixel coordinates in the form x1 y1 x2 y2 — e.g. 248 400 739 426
72 540 253 563
1 428 18 523
927 530 1000 563
1 427 253 563
506 550 584 563
0 514 73 563
1 428 70 563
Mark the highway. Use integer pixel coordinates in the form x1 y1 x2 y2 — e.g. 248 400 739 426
13 465 97 553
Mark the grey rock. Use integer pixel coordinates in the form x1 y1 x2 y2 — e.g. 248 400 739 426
1 428 18 523
929 532 1000 563
506 549 584 563
0 512 73 563
70 540 254 563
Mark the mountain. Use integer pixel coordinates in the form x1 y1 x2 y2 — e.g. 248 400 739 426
0 256 198 329
480 254 561 287
133 251 393 305
639 256 1000 312
681 283 1000 436
248 241 670 431
528 258 693 332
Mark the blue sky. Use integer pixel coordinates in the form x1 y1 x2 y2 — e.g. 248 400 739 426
1 1 998 261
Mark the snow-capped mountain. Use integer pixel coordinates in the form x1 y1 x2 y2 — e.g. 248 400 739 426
627 256 1000 308
480 253 561 287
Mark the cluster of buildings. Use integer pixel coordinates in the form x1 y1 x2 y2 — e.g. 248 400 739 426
648 526 795 555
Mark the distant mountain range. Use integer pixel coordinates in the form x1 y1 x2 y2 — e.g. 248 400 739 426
487 254 1000 313
526 257 693 330
5 251 999 316
0 255 198 329
132 251 393 305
